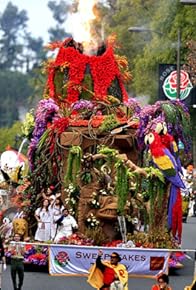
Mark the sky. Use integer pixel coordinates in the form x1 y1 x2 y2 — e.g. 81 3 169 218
0 0 56 43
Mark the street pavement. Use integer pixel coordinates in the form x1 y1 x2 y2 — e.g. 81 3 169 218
2 216 196 290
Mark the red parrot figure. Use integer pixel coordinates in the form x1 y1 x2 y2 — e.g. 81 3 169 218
145 131 185 242
155 122 183 175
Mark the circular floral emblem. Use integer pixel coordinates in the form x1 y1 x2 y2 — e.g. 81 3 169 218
55 251 69 267
163 70 193 100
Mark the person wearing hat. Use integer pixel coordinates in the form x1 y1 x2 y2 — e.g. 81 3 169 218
87 250 128 290
151 273 172 290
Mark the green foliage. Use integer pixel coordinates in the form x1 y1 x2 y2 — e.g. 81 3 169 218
48 0 71 41
0 121 22 153
21 109 35 138
97 146 118 164
104 0 196 101
80 74 94 100
99 114 120 133
145 166 165 183
0 70 32 127
0 2 28 70
64 146 82 186
54 68 67 98
144 167 166 226
115 160 129 215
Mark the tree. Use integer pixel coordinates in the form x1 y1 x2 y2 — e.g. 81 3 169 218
0 2 47 128
103 0 196 101
48 0 71 41
0 121 22 153
0 2 28 70
22 35 47 72
0 70 33 127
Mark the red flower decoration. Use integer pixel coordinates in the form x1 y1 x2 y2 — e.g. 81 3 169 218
46 44 129 106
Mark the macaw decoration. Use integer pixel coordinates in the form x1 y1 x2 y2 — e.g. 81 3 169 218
144 131 185 242
155 122 183 175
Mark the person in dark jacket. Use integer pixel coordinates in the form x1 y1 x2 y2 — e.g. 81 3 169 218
8 233 25 290
0 235 6 290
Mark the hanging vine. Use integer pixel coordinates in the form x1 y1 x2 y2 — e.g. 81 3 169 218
115 160 129 215
64 146 82 186
145 167 165 230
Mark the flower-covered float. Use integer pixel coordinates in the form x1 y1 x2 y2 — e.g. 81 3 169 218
0 32 192 272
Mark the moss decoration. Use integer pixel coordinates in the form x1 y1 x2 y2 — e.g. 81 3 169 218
145 167 165 230
115 160 129 215
64 146 82 186
80 73 94 100
54 68 68 100
99 114 120 133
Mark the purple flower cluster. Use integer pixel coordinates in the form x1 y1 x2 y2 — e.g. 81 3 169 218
124 98 141 115
28 99 60 169
5 245 48 266
169 252 185 268
71 99 94 111
136 104 159 149
135 100 191 153
24 245 48 266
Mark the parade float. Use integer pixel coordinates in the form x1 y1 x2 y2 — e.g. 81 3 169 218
0 2 193 277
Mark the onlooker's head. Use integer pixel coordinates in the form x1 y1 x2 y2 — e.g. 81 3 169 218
157 273 169 288
13 233 22 241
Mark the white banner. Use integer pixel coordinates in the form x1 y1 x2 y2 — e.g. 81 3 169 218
49 245 170 277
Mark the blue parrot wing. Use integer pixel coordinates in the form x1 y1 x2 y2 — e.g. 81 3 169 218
153 148 185 189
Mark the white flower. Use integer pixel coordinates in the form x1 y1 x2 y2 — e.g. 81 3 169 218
92 200 96 204
87 218 91 222
71 198 76 204
100 189 107 195
68 184 74 190
91 223 94 226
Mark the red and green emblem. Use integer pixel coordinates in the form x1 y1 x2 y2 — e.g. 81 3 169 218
163 70 193 100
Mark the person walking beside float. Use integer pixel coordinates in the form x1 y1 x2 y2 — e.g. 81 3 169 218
87 250 128 290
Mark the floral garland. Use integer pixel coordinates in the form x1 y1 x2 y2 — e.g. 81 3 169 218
46 44 129 105
42 117 69 154
28 98 59 169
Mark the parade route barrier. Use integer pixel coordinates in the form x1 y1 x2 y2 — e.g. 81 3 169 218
49 245 170 277
10 242 196 279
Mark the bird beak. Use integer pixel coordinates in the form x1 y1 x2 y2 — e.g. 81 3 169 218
144 135 149 145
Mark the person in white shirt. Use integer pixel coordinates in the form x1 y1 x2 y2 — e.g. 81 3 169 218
34 199 52 241
54 208 78 243
49 196 64 240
